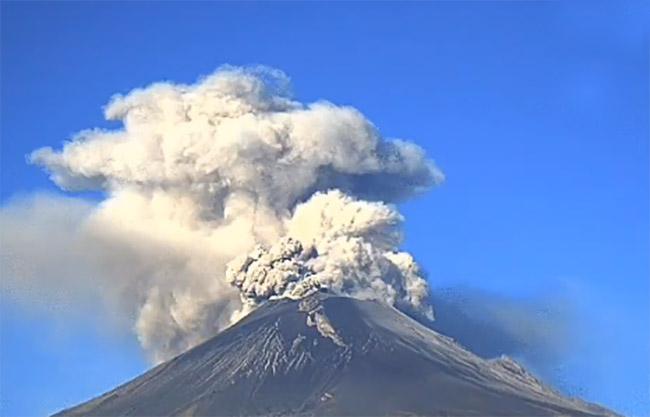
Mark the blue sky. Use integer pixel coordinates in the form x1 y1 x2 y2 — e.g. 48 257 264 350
1 1 648 416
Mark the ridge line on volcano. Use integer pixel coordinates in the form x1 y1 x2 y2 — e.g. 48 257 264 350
53 294 619 417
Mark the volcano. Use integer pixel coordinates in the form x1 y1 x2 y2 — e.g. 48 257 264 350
54 293 617 417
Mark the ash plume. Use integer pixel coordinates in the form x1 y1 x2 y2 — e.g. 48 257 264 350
2 66 443 363
226 190 432 318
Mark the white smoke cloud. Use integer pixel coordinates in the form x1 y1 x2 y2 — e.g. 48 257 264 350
227 191 432 318
0 195 98 313
2 66 443 363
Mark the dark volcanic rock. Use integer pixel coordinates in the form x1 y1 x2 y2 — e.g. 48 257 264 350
55 294 618 417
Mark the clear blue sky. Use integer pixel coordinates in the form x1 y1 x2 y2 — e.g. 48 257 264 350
1 1 648 416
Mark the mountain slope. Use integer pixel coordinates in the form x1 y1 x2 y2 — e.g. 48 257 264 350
55 293 617 417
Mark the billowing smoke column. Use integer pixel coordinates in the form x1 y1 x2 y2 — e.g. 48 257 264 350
226 190 433 318
20 66 443 363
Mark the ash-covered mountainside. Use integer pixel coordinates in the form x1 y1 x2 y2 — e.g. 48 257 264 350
55 293 617 417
